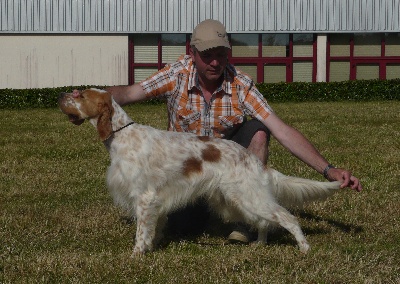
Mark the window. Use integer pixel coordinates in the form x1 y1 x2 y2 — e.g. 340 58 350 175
264 64 286 83
129 34 187 83
386 64 400 79
128 32 400 84
293 62 313 82
293 34 313 57
328 33 400 81
133 34 158 63
231 34 258 57
134 67 158 82
385 33 400 56
292 34 314 82
129 33 317 84
162 34 186 64
354 34 381 57
236 65 257 80
356 64 380 80
329 34 350 57
329 61 350 82
261 35 289 83
262 34 289 57
230 33 316 83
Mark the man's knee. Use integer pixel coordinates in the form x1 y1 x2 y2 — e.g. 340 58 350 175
250 130 269 146
229 119 270 149
248 130 270 163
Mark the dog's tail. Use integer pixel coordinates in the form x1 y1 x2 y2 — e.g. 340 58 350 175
269 168 341 208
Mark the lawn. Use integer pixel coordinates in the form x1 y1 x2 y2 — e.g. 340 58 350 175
1 101 399 283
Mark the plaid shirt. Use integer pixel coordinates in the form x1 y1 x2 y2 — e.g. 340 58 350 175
140 55 273 138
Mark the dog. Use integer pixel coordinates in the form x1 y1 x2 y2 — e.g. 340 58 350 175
58 88 341 256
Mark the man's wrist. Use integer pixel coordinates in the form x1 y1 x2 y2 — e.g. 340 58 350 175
323 164 335 180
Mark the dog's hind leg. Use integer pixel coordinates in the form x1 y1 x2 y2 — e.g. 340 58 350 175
132 191 161 256
238 200 309 252
270 206 310 253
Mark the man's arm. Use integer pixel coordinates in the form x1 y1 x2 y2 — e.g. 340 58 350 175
106 84 147 106
263 112 362 192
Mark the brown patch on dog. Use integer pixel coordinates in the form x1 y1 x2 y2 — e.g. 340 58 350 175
182 157 203 176
202 144 221 162
197 136 211 142
96 100 114 141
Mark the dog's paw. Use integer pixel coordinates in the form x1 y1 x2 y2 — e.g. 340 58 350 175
131 248 146 258
299 241 310 254
251 240 267 246
131 244 152 258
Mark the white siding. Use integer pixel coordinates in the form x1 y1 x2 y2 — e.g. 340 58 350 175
0 35 128 88
1 0 399 33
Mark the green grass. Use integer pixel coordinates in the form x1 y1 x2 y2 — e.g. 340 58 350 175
1 101 399 283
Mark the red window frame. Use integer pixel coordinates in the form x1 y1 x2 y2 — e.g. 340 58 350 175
128 33 317 84
128 34 191 85
228 34 317 83
327 33 400 81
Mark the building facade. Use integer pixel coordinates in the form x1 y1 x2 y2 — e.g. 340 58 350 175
1 0 400 89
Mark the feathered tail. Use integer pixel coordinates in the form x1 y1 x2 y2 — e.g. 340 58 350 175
268 168 341 208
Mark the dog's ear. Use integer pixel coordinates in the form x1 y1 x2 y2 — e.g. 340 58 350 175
96 99 114 141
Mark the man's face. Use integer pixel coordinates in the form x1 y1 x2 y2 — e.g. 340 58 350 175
190 46 229 84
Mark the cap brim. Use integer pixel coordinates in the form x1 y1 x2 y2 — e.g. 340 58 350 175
192 39 231 52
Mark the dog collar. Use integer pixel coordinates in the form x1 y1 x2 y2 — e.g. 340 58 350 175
103 121 135 142
113 121 135 134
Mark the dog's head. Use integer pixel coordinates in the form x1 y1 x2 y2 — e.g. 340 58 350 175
58 88 114 140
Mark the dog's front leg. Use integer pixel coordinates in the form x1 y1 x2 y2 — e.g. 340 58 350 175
132 192 160 257
256 227 268 244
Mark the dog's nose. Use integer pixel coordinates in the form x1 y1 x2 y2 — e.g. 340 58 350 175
58 92 69 105
59 92 67 98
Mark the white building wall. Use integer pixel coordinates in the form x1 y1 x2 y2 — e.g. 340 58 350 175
0 35 128 89
1 0 399 33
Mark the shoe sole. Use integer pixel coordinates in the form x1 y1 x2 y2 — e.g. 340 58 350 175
228 231 249 244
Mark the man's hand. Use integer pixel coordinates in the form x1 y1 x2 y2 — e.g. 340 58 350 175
327 168 362 192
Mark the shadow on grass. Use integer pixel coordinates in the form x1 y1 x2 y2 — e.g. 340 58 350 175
261 211 364 246
118 207 364 250
298 211 364 235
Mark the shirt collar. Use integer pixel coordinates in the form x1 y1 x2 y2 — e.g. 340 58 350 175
187 56 236 95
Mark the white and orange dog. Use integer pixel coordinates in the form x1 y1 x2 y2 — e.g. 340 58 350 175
59 88 341 256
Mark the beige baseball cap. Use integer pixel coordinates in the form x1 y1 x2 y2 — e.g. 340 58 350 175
190 19 231 52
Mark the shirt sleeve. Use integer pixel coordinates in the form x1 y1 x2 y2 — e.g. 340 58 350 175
243 84 274 121
140 65 176 99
